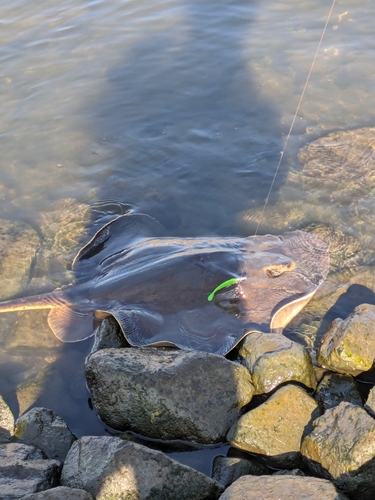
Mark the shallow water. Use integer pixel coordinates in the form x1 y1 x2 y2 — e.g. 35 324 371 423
1 0 375 473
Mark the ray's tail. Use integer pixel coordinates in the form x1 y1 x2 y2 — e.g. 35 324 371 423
0 291 63 313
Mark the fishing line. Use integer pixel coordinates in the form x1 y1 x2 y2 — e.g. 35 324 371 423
254 0 337 235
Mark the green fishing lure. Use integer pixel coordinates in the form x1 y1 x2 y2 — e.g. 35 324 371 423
207 278 243 301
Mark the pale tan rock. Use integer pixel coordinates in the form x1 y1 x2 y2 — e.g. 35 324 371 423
227 384 319 468
218 475 349 500
238 332 316 394
317 303 375 375
301 401 375 499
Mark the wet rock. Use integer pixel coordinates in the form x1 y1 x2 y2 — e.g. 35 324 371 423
315 372 363 411
227 384 319 468
0 442 61 499
218 475 349 500
14 407 76 461
90 316 129 355
0 395 14 442
273 468 306 476
0 219 40 300
61 436 223 500
21 486 93 499
0 442 44 460
285 266 375 351
85 347 254 443
211 455 269 488
364 386 375 416
301 401 375 499
317 303 375 375
238 332 316 394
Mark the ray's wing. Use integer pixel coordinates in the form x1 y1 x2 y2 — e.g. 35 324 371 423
48 305 96 343
72 213 166 279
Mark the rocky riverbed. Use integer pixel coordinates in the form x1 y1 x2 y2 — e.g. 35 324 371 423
2 305 375 499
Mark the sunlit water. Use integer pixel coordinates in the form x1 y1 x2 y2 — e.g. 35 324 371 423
1 0 375 473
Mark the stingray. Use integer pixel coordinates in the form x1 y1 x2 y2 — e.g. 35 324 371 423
0 214 329 355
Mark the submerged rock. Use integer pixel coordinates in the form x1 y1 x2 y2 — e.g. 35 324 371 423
61 436 223 500
218 474 349 500
0 395 14 442
226 384 319 468
298 127 375 204
315 373 363 411
85 347 254 443
303 223 363 272
0 443 61 499
238 332 316 394
0 218 40 300
301 402 375 499
317 303 375 375
40 198 91 266
14 407 76 461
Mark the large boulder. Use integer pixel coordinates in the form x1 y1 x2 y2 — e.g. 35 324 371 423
61 436 223 500
85 347 254 443
227 384 319 468
301 402 375 499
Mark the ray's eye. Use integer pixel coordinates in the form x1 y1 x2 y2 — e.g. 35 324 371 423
265 261 296 278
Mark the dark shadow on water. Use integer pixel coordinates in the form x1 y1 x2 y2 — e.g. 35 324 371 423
85 0 285 236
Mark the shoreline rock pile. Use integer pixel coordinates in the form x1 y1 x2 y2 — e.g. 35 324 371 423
2 303 375 498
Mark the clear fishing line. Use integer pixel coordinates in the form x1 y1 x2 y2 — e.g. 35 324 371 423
255 0 337 235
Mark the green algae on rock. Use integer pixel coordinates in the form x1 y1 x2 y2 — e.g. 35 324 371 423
301 402 375 499
317 303 375 376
